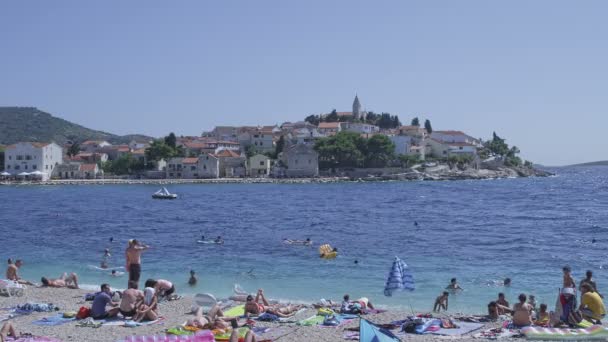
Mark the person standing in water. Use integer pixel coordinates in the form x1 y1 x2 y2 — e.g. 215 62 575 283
188 270 197 286
101 249 111 269
125 239 149 286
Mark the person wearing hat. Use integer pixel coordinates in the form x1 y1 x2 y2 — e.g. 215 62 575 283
125 239 149 286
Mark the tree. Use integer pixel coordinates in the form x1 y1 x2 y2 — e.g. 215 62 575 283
67 142 81 157
325 109 339 122
274 135 285 157
424 119 433 134
104 154 143 175
398 155 420 168
305 114 320 126
411 117 420 126
164 132 177 149
245 145 256 158
364 134 395 167
145 140 174 162
314 131 366 169
0 146 4 171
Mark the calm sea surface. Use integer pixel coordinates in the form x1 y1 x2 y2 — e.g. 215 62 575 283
1 166 607 313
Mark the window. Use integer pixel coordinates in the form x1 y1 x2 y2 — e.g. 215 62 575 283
295 159 298 165
15 165 20 170
193 173 198 177
177 173 181 177
260 161 264 166
33 165 37 169
309 159 311 164
169 173 174 177
191 166 196 171
203 165 207 170
70 171 74 177
16 155 23 160
8 156 11 160
24 165 28 170
459 147 463 150
6 165 10 169
46 165 48 170
26 155 31 160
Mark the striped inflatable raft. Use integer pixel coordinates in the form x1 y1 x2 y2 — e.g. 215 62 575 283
522 325 608 340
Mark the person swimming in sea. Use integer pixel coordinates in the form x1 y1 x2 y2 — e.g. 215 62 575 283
101 248 111 269
188 270 197 286
414 221 419 226
215 236 224 244
446 278 463 291
109 237 114 243
354 260 359 265
504 278 511 286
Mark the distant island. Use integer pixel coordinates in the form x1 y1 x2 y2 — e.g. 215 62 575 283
0 97 552 183
567 160 608 167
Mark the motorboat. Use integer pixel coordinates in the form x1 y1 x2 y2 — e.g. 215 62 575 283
152 187 177 199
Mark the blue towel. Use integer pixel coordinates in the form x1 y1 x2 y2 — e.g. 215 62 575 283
32 314 75 326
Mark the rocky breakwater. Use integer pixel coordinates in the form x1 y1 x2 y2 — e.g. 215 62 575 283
367 163 553 182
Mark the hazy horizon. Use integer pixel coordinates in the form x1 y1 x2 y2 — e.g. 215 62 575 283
2 1 607 165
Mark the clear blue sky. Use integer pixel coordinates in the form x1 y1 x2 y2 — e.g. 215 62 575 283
1 1 606 165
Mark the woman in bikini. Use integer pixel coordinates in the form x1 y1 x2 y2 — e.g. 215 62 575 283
512 293 534 327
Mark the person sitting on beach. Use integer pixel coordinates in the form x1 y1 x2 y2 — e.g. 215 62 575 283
563 266 576 290
133 280 158 322
5 260 34 285
40 272 79 289
152 279 176 300
580 270 602 298
528 295 537 311
446 278 463 291
91 283 120 319
119 281 143 318
496 293 511 314
341 294 351 313
579 283 605 324
512 293 534 327
101 248 111 269
434 292 449 312
487 301 499 320
534 304 549 326
188 270 197 286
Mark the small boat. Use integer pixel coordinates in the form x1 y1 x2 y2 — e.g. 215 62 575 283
152 187 177 199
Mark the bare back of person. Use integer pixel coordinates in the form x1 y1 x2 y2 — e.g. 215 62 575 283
120 289 143 313
126 247 142 266
513 303 533 326
5 265 17 281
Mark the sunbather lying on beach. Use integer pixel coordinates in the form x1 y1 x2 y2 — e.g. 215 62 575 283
40 272 79 289
244 289 303 317
187 305 242 330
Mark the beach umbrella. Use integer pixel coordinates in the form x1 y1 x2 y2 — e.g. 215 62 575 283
17 172 30 177
30 170 43 175
384 256 415 297
359 319 400 342
0 171 10 176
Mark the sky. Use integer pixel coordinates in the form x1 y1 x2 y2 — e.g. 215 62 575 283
1 1 607 166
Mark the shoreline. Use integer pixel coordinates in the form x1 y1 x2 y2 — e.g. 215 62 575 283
0 168 552 186
1 286 513 342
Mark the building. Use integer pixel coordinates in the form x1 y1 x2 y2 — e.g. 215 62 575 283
4 142 63 180
430 131 481 147
198 154 220 178
283 144 319 177
398 125 427 138
80 140 111 153
166 157 200 179
128 139 151 150
210 126 240 141
248 154 271 177
317 122 341 135
427 138 478 158
340 122 379 134
352 94 362 120
215 150 246 177
238 129 274 153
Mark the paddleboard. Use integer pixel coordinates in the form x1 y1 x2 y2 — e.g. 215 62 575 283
197 240 223 245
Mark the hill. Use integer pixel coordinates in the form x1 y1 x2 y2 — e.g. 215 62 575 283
0 107 154 145
568 160 608 167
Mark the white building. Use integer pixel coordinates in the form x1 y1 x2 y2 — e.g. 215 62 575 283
4 142 63 180
340 122 379 134
80 140 112 153
283 144 319 177
317 122 341 135
389 135 426 160
430 131 481 147
427 138 477 158
238 130 274 153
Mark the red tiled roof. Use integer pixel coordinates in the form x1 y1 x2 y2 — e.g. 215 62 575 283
182 157 199 164
77 153 93 157
318 122 340 129
117 147 130 152
215 150 241 158
184 141 207 148
81 140 108 145
79 164 98 172
131 148 146 155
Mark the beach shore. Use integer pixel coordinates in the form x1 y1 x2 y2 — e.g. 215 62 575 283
1 287 515 342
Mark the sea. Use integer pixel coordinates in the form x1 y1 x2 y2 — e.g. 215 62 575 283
1 166 607 314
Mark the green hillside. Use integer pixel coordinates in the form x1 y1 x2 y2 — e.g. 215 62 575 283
0 107 153 145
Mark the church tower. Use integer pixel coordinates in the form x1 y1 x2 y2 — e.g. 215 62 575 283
352 95 362 120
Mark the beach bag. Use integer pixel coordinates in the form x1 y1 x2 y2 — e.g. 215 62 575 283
76 306 90 319
402 322 417 333
257 313 279 322
323 315 339 326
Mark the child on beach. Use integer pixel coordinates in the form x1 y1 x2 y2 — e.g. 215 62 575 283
534 304 549 326
434 291 449 312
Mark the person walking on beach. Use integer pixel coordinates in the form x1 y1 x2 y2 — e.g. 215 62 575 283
125 239 149 285
433 291 449 312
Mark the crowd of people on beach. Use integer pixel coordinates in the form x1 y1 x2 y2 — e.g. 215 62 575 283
432 267 605 328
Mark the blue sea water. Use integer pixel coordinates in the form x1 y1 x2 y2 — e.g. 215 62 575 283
1 166 607 313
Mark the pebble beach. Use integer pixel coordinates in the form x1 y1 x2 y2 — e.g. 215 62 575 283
1 287 515 342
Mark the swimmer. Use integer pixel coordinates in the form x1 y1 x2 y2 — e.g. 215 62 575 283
201 235 205 241
109 237 114 243
189 270 197 286
433 291 449 312
215 236 224 244
354 260 359 265
101 248 111 269
446 278 463 291
414 221 418 226
504 278 511 286
305 238 312 246
592 238 597 243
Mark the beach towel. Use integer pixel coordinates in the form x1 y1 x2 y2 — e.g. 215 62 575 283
522 325 608 340
223 305 245 317
415 318 441 334
472 327 522 339
32 314 75 326
318 314 358 328
297 315 325 326
119 330 215 342
428 321 484 336
257 313 279 322
15 303 57 314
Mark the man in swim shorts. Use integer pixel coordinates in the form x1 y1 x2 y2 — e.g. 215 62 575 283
120 281 143 318
125 239 149 285
40 273 79 289
91 283 120 319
